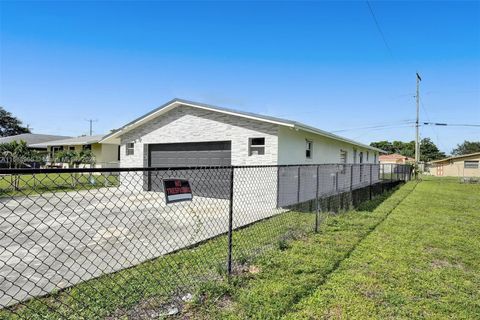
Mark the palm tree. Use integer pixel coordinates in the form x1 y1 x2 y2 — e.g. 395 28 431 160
0 140 34 190
55 149 96 187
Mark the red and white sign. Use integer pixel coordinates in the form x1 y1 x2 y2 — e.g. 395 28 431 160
163 179 193 203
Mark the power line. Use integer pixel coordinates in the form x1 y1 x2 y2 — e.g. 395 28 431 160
422 122 480 127
331 121 414 133
349 124 415 140
366 1 393 58
420 100 446 153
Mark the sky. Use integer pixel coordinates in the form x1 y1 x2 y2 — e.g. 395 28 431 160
0 1 479 154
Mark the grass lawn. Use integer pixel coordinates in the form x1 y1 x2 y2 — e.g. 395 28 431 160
188 179 480 319
0 172 119 197
1 211 315 319
3 179 478 319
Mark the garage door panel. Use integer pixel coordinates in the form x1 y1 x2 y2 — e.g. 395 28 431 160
148 141 232 199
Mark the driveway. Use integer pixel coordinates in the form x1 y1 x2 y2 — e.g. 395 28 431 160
0 186 284 307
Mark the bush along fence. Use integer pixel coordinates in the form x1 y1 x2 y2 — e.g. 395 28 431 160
0 163 411 319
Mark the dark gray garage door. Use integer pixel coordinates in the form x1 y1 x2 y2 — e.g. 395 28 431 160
147 141 231 199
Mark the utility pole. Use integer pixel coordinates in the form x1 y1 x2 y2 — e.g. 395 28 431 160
415 73 421 178
85 119 98 136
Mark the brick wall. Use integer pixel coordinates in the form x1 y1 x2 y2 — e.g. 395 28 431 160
119 105 279 167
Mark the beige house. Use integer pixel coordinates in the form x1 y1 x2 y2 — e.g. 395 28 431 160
428 152 480 177
30 134 120 168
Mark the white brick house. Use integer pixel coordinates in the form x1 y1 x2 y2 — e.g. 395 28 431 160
101 98 383 168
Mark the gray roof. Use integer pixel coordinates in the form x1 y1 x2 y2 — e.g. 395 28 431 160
0 133 72 148
102 98 385 153
30 134 106 148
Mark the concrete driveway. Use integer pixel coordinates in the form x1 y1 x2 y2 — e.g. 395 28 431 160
0 186 284 307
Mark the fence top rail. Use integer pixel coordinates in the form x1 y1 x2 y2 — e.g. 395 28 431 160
0 163 411 175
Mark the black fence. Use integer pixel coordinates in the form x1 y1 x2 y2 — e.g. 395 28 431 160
0 163 411 319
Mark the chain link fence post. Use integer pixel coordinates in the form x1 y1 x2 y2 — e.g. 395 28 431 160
369 164 373 200
227 166 234 276
297 166 301 204
315 165 320 233
350 164 354 191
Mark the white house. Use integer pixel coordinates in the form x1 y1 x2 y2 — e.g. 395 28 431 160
100 98 383 168
100 99 384 207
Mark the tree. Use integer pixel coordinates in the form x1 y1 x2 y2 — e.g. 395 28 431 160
451 141 480 156
0 140 38 189
0 107 31 137
370 141 395 154
419 138 445 162
55 149 96 186
370 138 445 162
55 149 95 169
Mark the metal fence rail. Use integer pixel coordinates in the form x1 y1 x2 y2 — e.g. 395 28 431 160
0 163 411 318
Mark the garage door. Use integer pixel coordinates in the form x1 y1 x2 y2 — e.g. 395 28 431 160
147 141 231 199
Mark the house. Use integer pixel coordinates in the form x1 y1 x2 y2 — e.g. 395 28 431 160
100 98 385 202
379 153 414 165
427 152 480 177
100 98 384 168
30 134 120 168
0 133 71 152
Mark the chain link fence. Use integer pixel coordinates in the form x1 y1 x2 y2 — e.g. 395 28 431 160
0 163 411 318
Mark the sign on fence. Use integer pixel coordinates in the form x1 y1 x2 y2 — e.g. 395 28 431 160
163 179 193 203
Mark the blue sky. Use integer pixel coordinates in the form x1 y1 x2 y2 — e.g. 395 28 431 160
1 1 479 153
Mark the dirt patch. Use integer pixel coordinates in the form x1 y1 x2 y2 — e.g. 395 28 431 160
325 305 344 319
106 294 190 319
216 294 234 311
431 259 464 270
231 263 261 276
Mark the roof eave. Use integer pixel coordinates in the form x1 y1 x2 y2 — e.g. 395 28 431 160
293 124 386 153
100 99 295 143
100 98 386 153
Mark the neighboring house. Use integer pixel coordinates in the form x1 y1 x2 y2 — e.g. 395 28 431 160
0 133 71 152
101 98 384 168
30 134 120 168
428 152 480 177
379 153 414 165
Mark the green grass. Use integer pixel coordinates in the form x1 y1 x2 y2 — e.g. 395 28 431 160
287 179 480 319
5 179 476 319
1 211 315 319
0 173 119 197
188 179 480 319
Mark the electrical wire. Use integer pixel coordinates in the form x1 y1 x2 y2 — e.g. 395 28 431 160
366 1 393 58
331 120 414 133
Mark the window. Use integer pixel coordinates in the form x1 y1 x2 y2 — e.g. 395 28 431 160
374 153 377 164
249 138 265 156
52 146 63 152
69 146 75 151
359 152 364 164
353 149 357 164
117 146 121 161
464 161 479 169
83 144 92 151
340 150 348 173
51 146 63 159
305 140 313 159
340 150 348 164
367 151 369 162
126 142 135 156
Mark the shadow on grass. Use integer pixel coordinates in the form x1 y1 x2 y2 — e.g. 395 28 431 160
355 185 400 212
